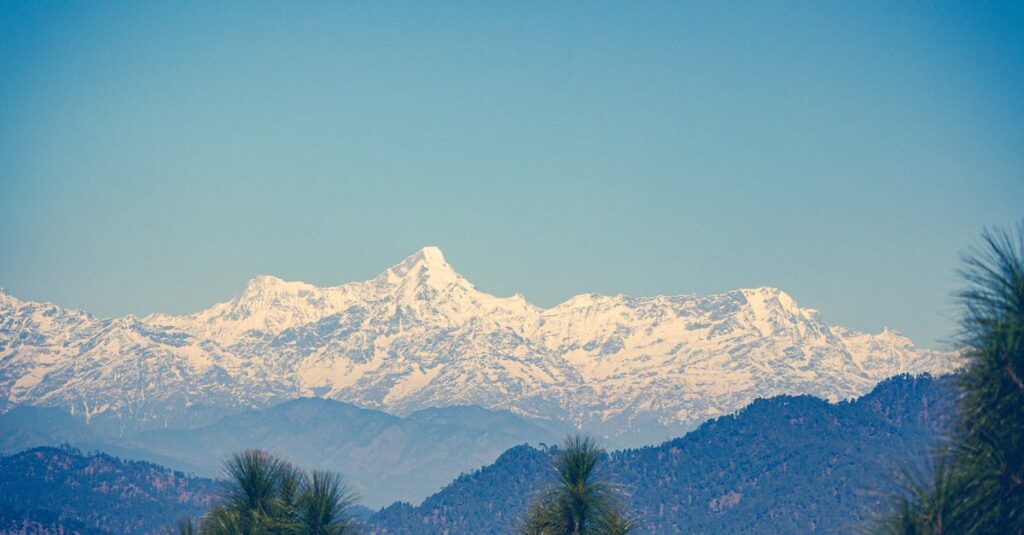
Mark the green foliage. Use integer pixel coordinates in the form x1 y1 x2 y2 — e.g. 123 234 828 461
879 223 1024 534
184 450 359 535
179 517 200 535
297 471 359 535
519 435 633 535
876 457 960 535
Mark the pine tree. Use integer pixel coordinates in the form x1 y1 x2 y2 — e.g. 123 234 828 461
520 435 633 535
879 223 1024 534
179 450 359 535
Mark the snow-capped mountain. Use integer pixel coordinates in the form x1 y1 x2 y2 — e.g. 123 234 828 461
0 247 959 444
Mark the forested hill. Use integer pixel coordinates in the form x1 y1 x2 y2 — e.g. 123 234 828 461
0 374 954 535
367 374 955 535
0 446 217 535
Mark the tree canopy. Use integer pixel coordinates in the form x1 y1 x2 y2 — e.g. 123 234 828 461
880 222 1024 534
181 450 359 535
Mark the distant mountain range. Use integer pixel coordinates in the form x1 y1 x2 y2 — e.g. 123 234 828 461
0 400 569 507
0 247 959 445
0 374 955 535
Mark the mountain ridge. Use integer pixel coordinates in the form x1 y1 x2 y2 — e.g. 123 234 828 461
366 373 955 534
0 247 960 444
0 373 955 534
0 397 571 507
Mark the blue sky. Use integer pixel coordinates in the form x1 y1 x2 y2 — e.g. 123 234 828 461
1 1 1021 348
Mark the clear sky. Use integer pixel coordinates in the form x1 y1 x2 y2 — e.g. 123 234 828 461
1 2 1022 348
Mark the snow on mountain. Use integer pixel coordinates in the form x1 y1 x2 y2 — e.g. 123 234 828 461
0 248 961 444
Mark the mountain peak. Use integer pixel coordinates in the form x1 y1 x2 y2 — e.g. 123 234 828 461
246 274 286 288
740 286 800 312
240 275 295 297
395 246 450 270
382 247 464 290
235 275 320 308
416 246 446 265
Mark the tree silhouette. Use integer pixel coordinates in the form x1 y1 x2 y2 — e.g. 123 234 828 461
179 450 358 535
879 222 1024 534
520 435 633 535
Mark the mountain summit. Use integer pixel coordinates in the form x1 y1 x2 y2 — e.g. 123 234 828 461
0 247 960 444
386 246 456 281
